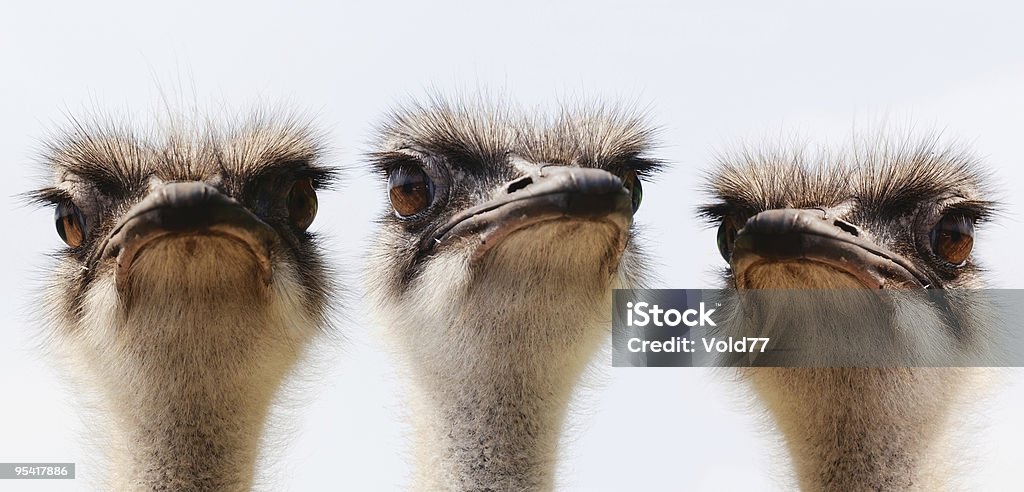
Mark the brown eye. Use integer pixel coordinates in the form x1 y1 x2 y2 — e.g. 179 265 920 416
388 165 434 217
622 170 643 213
288 178 318 231
55 202 85 248
929 214 974 266
717 216 739 262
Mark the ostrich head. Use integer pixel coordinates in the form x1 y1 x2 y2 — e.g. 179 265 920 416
699 137 997 489
366 99 659 351
28 114 337 490
702 141 994 291
701 139 997 363
365 98 660 490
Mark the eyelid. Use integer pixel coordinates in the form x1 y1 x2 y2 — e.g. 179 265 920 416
248 158 337 188
386 157 451 192
938 200 993 223
294 168 337 189
371 150 424 175
699 202 756 226
244 168 335 199
383 155 428 174
26 187 75 207
618 157 661 177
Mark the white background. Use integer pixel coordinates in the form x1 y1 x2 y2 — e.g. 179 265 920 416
2 1 1022 490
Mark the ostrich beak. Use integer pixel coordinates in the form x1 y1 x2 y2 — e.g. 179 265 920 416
100 181 278 288
420 166 633 261
731 208 932 289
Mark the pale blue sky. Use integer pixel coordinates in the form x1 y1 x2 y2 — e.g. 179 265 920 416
2 1 1022 490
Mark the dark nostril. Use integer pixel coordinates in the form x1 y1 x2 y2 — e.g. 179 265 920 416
507 176 533 194
833 219 860 236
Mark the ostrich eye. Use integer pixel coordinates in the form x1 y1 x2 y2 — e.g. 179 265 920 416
717 216 739 262
388 165 434 218
929 214 974 266
288 178 318 231
622 170 643 213
55 202 85 248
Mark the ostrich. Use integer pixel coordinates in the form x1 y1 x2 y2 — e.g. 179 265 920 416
27 114 337 491
364 98 660 490
699 138 997 490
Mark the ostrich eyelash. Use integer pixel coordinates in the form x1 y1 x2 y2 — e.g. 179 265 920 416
249 160 338 190
940 200 996 223
696 202 757 226
295 167 338 189
368 152 424 177
25 187 75 207
618 157 663 178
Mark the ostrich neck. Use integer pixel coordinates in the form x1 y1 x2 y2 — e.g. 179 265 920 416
78 279 306 491
727 272 976 490
108 383 268 492
394 274 613 491
407 312 602 491
750 368 961 491
383 224 630 490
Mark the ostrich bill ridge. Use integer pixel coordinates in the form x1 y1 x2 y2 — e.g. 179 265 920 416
700 139 997 491
366 100 660 490
29 116 336 491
